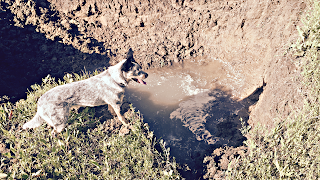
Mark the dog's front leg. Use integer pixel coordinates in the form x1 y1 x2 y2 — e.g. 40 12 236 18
112 104 130 126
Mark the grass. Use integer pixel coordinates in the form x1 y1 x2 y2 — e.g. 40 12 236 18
0 72 180 179
225 0 320 179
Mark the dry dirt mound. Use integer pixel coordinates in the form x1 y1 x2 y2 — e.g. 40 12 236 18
0 0 306 179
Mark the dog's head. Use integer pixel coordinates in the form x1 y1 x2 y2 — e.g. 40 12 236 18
120 49 148 85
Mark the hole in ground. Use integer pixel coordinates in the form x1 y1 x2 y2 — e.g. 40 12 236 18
125 60 264 179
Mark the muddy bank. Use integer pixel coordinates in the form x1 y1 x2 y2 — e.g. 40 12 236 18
0 0 306 179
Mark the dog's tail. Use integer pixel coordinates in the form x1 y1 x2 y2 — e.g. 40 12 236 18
23 113 44 129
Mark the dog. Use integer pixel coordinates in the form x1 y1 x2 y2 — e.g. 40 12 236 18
23 49 148 135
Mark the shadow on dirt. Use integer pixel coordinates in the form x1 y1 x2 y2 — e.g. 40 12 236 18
0 1 111 102
126 85 264 179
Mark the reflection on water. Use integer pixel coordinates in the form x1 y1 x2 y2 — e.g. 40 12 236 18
125 58 250 179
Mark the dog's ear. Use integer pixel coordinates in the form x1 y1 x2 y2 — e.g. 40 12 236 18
120 58 133 72
118 48 138 72
126 48 134 60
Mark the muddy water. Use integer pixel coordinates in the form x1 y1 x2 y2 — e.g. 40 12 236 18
125 58 247 178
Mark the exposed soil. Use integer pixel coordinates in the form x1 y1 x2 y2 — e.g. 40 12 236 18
0 0 307 179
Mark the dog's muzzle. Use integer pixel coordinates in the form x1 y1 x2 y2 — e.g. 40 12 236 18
134 72 148 85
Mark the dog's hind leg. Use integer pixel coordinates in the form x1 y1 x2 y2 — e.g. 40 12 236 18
41 105 70 135
23 113 44 129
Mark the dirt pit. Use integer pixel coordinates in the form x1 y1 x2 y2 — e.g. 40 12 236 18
125 58 260 178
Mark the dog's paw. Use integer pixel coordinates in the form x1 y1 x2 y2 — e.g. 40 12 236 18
51 130 57 138
119 126 130 136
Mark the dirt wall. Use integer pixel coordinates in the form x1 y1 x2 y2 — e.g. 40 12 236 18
48 0 305 97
